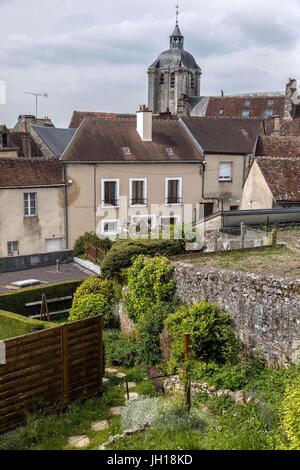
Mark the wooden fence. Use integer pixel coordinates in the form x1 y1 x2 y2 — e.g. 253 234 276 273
87 244 107 263
0 316 104 433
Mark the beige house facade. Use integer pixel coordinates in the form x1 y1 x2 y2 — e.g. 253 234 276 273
241 157 300 210
65 161 203 246
0 159 66 257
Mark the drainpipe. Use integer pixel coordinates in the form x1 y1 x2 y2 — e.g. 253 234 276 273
63 163 69 250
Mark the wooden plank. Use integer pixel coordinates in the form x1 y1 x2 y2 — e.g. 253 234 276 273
5 335 60 356
0 380 62 412
25 296 72 307
5 327 61 348
61 323 69 404
67 324 99 340
1 344 61 370
0 360 61 390
98 316 104 392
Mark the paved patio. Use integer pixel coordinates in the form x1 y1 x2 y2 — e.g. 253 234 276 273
0 262 93 292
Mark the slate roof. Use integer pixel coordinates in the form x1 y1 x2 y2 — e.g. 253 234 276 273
62 118 203 163
181 117 262 154
69 111 135 129
256 156 300 202
149 48 200 70
256 136 300 158
0 159 64 187
205 95 285 120
33 126 76 157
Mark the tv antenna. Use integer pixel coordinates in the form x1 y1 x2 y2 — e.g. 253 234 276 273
24 92 48 119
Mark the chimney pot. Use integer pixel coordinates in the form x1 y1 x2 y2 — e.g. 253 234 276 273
136 105 152 141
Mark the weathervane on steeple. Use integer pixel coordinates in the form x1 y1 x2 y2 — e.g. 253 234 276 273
176 4 179 25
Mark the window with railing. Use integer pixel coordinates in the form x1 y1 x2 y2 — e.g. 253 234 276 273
130 179 147 206
102 180 119 206
165 178 182 205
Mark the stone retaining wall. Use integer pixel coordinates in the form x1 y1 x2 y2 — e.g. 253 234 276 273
173 263 300 364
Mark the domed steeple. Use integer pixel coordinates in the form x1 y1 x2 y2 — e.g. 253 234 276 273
148 6 202 116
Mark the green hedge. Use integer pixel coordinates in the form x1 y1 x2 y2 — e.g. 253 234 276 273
101 239 183 279
0 310 55 340
0 280 83 316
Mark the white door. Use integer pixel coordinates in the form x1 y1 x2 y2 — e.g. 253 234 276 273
45 238 62 253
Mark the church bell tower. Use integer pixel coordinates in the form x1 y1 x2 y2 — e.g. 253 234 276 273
148 6 202 116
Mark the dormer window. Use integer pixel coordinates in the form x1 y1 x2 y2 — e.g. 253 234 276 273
219 109 224 116
166 147 174 156
265 109 273 117
122 147 131 156
267 100 274 106
244 100 251 107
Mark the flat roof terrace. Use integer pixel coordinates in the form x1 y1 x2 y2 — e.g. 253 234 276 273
0 262 93 293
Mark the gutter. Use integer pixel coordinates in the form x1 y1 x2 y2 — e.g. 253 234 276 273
0 184 65 189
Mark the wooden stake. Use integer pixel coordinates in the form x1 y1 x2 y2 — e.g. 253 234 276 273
184 333 191 412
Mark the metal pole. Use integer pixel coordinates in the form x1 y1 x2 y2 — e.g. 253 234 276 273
126 380 130 400
36 94 38 119
184 333 191 412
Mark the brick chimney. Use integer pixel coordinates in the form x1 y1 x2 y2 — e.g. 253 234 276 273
136 105 152 141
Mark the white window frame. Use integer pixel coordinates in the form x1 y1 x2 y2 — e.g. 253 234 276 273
101 219 120 235
24 192 37 217
7 241 19 257
219 162 232 182
165 177 182 206
160 215 181 227
131 214 156 230
101 179 120 208
129 178 147 208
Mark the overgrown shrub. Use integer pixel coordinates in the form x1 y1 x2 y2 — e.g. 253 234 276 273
280 379 300 449
69 277 120 327
101 239 182 279
124 255 176 322
104 330 138 368
166 302 242 371
136 305 168 366
73 231 112 257
123 255 177 365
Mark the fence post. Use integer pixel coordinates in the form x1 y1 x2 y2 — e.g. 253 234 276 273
97 316 104 395
61 324 69 404
240 222 246 249
184 333 191 412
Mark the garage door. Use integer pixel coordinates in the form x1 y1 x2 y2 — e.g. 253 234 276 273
45 238 62 253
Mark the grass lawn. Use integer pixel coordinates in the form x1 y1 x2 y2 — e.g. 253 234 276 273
0 310 55 340
172 246 300 278
0 363 297 450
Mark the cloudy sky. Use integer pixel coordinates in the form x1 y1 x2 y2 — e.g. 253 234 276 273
1 0 300 127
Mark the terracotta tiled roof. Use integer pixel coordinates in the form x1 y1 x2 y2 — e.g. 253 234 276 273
62 118 203 163
257 156 300 202
206 96 285 119
69 111 135 128
256 136 300 158
182 117 262 154
0 159 64 187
